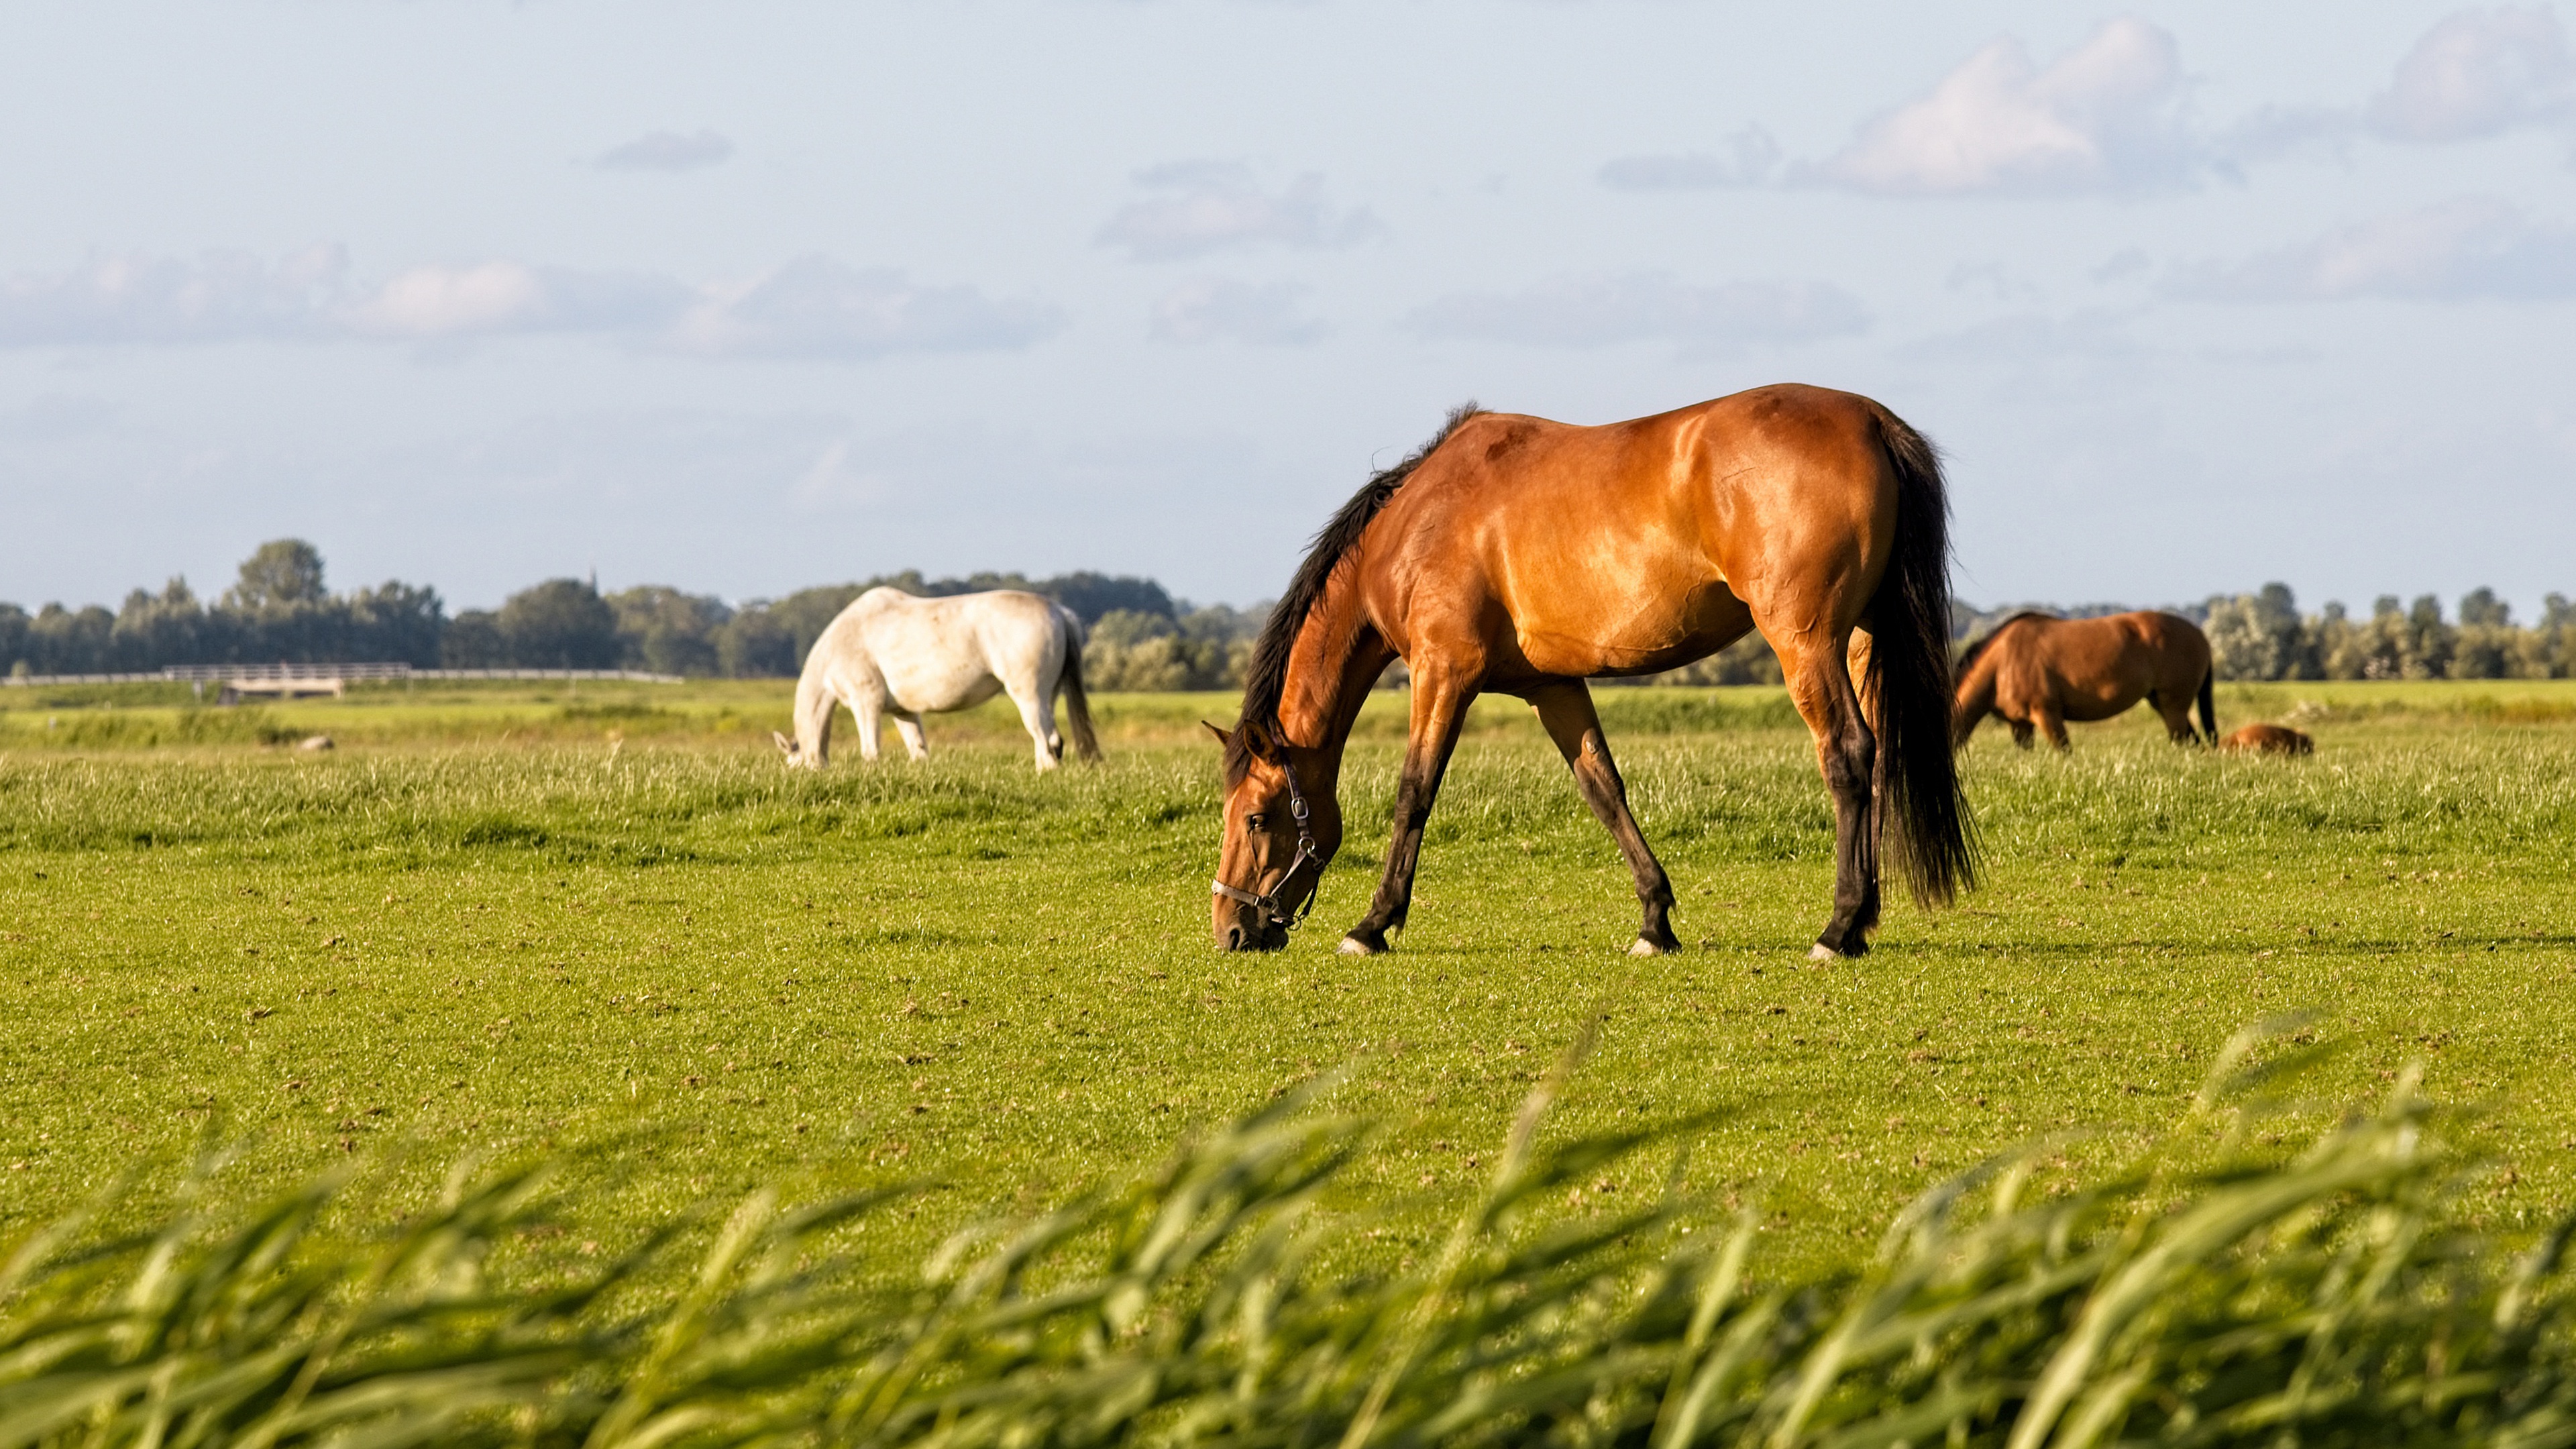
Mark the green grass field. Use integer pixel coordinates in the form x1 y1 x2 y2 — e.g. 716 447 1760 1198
3 676 2573 1288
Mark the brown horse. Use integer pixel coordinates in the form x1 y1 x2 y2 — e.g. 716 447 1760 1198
1951 612 2214 749
1206 384 1975 962
2219 722 2312 755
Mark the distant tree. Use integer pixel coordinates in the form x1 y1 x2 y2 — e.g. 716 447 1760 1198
2457 587 2509 627
111 578 212 671
608 586 731 677
497 580 619 668
441 610 506 668
27 604 115 674
2204 582 2311 680
1043 572 1175 624
346 580 446 666
2453 586 2513 678
2404 594 2453 679
223 539 328 610
715 607 796 678
0 604 30 675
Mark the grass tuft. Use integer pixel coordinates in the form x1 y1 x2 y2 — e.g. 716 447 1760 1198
3 1029 2571 1447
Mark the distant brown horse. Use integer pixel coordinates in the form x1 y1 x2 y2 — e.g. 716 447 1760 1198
1206 385 1976 963
1951 611 2214 749
2220 722 2312 755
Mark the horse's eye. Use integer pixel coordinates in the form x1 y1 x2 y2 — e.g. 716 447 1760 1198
1246 813 1267 830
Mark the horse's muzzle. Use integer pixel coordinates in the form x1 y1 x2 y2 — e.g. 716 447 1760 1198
1212 900 1290 953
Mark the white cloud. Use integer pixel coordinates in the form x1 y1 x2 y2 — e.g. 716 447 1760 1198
1809 17 2194 195
2368 7 2571 142
0 248 1063 360
1147 278 1326 345
1097 161 1385 261
344 262 690 337
669 256 1065 359
1597 127 1782 190
2162 197 2576 301
0 246 347 345
596 128 735 171
1403 271 1869 352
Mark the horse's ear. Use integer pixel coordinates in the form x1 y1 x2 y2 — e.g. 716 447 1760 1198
1237 718 1279 763
1200 720 1231 749
772 731 797 755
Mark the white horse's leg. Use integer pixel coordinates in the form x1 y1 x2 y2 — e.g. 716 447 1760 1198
845 686 885 763
1002 672 1063 771
892 711 930 762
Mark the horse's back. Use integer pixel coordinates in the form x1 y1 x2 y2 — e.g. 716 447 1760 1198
1367 385 1897 677
861 589 1064 712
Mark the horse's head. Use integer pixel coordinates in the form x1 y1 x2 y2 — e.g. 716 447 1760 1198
773 731 820 770
1206 718 1340 952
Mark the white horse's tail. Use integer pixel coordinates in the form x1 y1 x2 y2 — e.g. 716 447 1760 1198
1059 611 1102 762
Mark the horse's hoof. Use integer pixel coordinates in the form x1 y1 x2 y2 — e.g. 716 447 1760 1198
1339 934 1385 956
1629 935 1679 957
1807 943 1843 963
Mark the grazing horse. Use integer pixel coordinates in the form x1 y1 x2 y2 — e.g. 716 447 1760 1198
1951 612 2214 750
775 588 1099 771
1206 385 1976 962
2220 722 2312 755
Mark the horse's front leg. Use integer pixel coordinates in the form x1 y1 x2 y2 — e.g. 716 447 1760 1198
1340 667 1477 956
846 688 886 763
1527 680 1680 955
2035 703 2071 751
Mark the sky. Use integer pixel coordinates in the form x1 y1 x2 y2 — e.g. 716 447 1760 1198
2 1 2571 618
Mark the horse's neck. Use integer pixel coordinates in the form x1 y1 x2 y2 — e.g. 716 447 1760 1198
1276 576 1391 773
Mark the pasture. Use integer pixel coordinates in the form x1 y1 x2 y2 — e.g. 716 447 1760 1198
3 676 2573 1287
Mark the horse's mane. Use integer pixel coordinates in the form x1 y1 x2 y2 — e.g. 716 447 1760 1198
1227 400 1484 786
1953 610 2058 675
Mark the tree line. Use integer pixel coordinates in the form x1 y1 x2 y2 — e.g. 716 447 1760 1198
2197 584 2576 681
9 541 2567 688
0 539 1265 685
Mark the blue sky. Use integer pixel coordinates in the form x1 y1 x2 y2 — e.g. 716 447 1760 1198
2 1 2571 616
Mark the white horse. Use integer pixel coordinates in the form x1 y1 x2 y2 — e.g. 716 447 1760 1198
773 588 1100 771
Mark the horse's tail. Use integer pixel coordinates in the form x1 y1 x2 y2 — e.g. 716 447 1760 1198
1866 404 1978 908
2196 663 2217 745
1058 610 1102 762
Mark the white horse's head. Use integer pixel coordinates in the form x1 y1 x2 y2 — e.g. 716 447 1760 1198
773 730 820 769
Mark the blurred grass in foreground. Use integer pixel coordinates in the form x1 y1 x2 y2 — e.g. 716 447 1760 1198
4 1024 2571 1448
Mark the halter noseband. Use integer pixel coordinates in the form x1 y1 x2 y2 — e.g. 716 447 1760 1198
1212 753 1322 931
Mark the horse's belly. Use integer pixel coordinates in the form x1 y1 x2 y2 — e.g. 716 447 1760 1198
881 661 1000 713
1510 578 1750 678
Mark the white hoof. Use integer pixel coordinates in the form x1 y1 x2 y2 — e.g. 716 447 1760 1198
1338 935 1380 956
1807 943 1841 963
1629 936 1674 957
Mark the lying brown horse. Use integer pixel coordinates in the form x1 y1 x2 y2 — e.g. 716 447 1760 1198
1951 611 2214 749
2220 722 2312 755
1207 384 1975 962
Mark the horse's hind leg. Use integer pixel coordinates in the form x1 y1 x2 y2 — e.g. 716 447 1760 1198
1001 677 1064 771
2149 691 2198 745
1777 629 1880 961
891 711 930 762
1527 681 1680 955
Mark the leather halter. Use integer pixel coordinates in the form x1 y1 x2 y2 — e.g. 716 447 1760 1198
1211 753 1322 931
